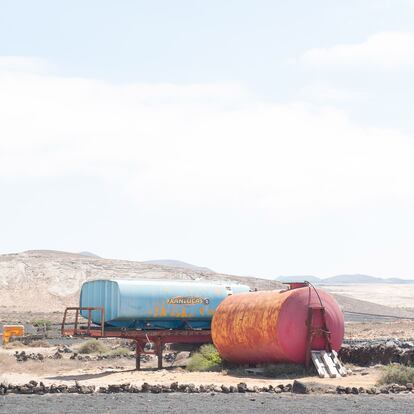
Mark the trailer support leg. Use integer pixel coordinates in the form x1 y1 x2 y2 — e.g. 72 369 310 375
135 341 141 370
156 339 163 370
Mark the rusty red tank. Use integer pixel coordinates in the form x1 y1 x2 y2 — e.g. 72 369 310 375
211 286 344 364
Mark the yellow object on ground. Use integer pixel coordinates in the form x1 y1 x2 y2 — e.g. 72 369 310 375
2 325 25 344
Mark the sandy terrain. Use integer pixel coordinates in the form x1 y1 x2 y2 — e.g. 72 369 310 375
325 284 414 309
0 354 381 390
0 340 381 390
345 320 414 341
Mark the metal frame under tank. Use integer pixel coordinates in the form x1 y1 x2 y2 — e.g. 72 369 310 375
61 307 212 370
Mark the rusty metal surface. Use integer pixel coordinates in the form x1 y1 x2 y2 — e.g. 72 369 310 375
212 290 290 363
62 305 212 370
212 287 344 364
61 326 212 342
62 306 211 343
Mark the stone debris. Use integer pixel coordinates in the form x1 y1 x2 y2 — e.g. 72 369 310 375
2 380 412 396
14 351 45 362
163 352 177 363
14 350 65 362
13 350 152 363
291 380 309 394
57 345 73 353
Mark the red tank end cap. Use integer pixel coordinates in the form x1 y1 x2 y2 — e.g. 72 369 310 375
276 288 344 363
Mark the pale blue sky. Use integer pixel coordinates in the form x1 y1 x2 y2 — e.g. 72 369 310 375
1 1 414 278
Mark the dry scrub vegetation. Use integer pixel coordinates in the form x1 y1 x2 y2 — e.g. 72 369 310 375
106 347 131 357
77 340 131 357
4 340 51 349
378 364 414 385
78 340 109 354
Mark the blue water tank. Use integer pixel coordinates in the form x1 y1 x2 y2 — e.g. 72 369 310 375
80 279 250 330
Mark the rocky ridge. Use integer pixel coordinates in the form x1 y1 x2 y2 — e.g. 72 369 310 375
0 250 284 313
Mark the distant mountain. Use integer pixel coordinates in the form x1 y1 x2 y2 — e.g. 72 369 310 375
78 251 101 258
24 250 102 259
276 275 321 284
276 274 414 285
143 259 214 273
323 274 414 285
323 274 382 284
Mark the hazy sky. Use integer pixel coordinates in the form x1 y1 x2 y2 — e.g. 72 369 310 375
1 0 414 278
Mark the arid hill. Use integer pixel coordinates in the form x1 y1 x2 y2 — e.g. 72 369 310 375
1 250 414 321
0 250 283 313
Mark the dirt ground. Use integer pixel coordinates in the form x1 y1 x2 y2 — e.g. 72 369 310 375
1 316 413 391
0 340 382 390
324 284 414 309
345 320 414 340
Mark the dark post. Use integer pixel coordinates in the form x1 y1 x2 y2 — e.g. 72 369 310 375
61 308 68 336
305 307 313 369
135 341 141 370
87 309 91 334
100 307 105 337
157 339 163 370
74 309 79 335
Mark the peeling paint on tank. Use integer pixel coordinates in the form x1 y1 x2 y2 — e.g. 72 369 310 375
80 279 250 330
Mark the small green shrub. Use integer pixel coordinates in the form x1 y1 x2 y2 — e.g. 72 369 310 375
378 364 414 385
262 363 308 378
199 344 222 365
106 347 131 357
187 344 222 372
32 320 52 330
78 340 109 354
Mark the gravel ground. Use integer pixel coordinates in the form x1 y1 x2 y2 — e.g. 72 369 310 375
0 393 413 414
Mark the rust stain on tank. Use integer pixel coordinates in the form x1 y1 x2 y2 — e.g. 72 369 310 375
169 303 176 317
212 291 289 363
160 304 167 317
212 288 344 364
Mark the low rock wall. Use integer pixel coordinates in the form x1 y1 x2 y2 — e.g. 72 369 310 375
339 340 414 366
0 380 413 396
